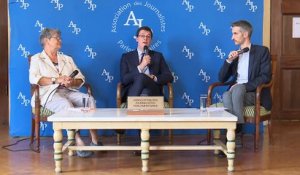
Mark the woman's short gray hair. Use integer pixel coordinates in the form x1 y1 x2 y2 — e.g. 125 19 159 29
39 28 61 46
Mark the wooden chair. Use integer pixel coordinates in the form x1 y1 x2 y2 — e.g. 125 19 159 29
28 55 93 152
206 58 276 151
116 82 174 145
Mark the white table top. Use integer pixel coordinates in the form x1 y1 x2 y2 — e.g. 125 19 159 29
48 108 237 122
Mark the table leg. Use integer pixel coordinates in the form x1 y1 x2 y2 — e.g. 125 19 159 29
226 129 236 172
213 129 221 154
140 129 150 172
67 129 75 156
53 128 63 173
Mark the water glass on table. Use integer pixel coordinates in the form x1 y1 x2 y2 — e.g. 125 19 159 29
200 94 207 112
82 96 95 112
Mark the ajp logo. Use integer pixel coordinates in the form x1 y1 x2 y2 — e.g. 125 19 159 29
111 1 166 52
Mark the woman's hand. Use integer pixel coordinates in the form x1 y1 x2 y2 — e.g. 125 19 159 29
57 75 72 87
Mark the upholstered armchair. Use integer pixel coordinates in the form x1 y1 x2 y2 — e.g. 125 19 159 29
206 58 276 151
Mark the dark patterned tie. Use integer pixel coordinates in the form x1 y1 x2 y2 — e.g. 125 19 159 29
140 53 144 63
140 53 149 74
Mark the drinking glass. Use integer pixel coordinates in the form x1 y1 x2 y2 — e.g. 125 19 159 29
200 94 207 112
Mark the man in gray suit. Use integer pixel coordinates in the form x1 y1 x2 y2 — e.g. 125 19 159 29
219 20 272 134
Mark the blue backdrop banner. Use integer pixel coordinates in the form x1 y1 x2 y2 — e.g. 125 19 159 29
9 0 263 136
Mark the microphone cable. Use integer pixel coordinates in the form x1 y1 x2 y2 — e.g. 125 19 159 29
38 70 79 136
1 86 58 153
2 137 33 152
3 70 79 152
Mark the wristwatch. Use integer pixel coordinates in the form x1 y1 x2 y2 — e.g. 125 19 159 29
51 77 56 84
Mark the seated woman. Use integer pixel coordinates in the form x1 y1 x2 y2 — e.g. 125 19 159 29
29 28 101 158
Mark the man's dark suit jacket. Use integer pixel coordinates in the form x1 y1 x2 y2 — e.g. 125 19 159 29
218 45 272 110
120 49 173 102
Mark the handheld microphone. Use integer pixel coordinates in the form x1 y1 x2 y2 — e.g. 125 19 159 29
227 47 249 60
58 70 79 88
140 46 149 64
143 45 149 55
237 47 249 54
69 70 79 78
142 45 152 66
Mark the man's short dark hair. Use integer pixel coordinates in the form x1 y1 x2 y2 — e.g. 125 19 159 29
136 26 153 38
231 20 253 38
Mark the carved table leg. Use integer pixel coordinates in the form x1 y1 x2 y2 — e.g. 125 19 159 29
226 129 236 172
53 128 63 173
67 129 75 156
140 129 150 172
213 129 221 154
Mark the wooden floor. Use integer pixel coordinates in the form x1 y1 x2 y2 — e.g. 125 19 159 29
1 121 300 175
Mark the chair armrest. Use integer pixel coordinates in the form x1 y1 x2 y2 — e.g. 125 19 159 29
255 80 273 113
207 82 233 105
31 84 40 106
31 84 40 117
167 82 173 108
83 83 92 96
116 82 123 108
31 84 39 94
